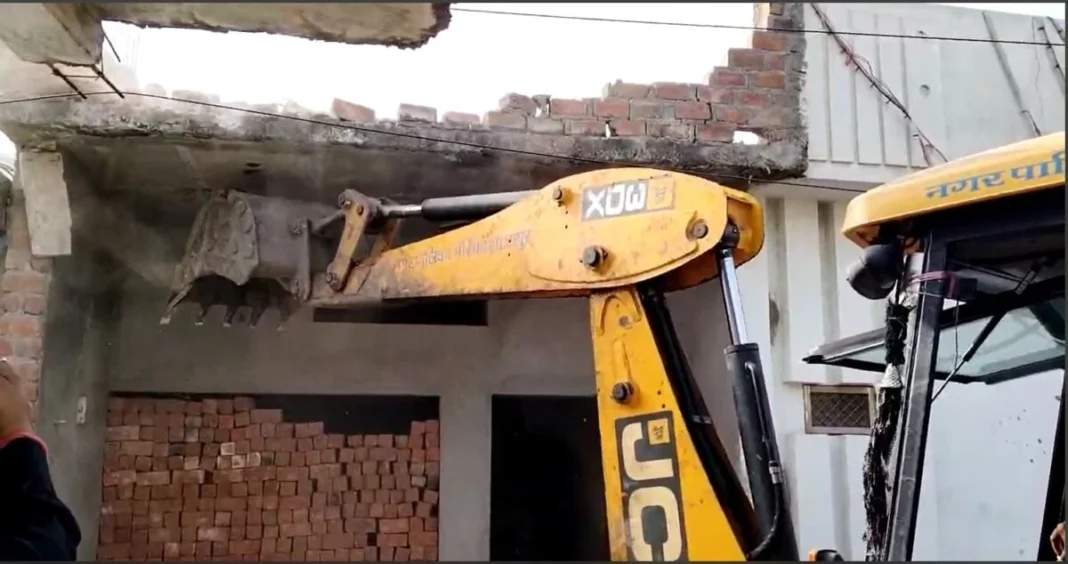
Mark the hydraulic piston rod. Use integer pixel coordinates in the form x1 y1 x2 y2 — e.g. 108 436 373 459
379 191 536 221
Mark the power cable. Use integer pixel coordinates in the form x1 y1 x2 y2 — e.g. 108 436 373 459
451 7 1066 47
0 90 873 194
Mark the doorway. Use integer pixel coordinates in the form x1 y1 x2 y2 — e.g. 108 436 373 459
490 395 609 561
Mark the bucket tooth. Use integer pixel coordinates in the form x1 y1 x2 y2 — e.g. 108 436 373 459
276 298 296 331
222 305 240 327
245 287 269 329
194 304 211 326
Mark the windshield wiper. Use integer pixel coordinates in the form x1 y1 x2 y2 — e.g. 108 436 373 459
932 261 1047 401
931 310 1006 401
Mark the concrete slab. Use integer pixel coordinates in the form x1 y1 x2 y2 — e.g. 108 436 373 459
0 3 451 67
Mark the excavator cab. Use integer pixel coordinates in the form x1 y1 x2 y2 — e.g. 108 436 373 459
805 133 1066 560
165 167 802 560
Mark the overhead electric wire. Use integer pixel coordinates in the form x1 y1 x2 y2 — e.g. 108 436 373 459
0 90 872 195
451 7 1066 47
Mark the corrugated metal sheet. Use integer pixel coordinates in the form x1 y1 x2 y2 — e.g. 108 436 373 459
803 3 1065 183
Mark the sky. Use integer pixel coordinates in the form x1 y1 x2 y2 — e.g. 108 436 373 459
1 2 1064 162
100 2 1065 119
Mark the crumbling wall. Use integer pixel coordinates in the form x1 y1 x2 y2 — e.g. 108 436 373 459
0 190 50 405
332 4 804 148
0 3 807 183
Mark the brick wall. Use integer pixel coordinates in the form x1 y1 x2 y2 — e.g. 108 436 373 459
0 190 51 410
329 2 804 145
97 396 440 562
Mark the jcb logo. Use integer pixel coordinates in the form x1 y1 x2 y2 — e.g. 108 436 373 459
616 412 687 561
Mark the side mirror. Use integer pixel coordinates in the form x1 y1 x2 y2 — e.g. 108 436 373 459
846 240 905 300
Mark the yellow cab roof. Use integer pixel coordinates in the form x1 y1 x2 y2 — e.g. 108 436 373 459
841 131 1065 247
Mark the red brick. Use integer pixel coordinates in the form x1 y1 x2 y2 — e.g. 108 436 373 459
234 412 251 428
737 90 771 107
380 518 409 534
106 426 141 442
173 469 205 485
133 471 170 487
766 51 788 71
411 531 437 547
347 435 364 448
750 71 787 89
710 67 747 87
712 105 751 125
549 98 588 117
277 467 302 482
279 496 311 511
330 99 376 123
652 82 696 101
2 271 47 294
697 122 736 142
120 441 154 457
629 99 673 120
751 30 787 51
233 397 255 412
729 48 769 70
672 101 711 120
280 522 311 538
610 120 646 137
197 527 229 542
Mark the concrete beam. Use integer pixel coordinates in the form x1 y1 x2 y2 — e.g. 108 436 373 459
0 4 450 67
15 151 73 257
0 4 103 65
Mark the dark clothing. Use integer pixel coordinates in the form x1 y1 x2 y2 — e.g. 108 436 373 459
0 437 81 561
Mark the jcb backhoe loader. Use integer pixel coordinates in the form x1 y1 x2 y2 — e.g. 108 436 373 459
806 131 1065 561
163 167 806 561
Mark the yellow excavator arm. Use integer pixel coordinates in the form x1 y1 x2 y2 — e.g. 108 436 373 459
165 168 803 561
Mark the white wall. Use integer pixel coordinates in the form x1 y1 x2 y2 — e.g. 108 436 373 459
803 3 1065 185
746 187 1064 560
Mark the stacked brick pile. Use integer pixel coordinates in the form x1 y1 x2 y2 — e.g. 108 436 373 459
97 396 440 562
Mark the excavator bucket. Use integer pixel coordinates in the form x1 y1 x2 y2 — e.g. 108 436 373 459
163 191 338 329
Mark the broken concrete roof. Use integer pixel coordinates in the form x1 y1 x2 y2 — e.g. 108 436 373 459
0 87 805 225
0 2 808 253
98 3 453 49
0 3 451 66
